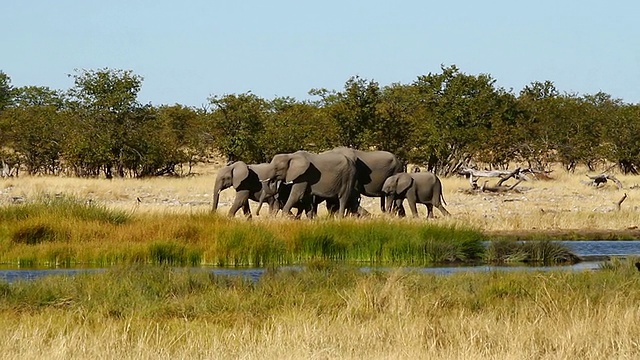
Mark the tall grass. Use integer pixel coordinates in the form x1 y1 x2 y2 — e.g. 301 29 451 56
0 194 130 224
485 239 581 264
0 264 640 358
0 198 489 267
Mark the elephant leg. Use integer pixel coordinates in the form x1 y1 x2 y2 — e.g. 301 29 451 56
395 200 406 218
397 204 406 217
379 196 386 213
282 184 305 217
325 198 340 217
426 203 434 219
228 190 250 217
268 200 280 216
347 191 361 216
357 205 370 217
305 196 319 219
436 204 451 217
408 199 419 218
242 200 252 219
338 195 349 217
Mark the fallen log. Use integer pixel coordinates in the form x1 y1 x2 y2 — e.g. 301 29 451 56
461 167 523 189
480 180 523 193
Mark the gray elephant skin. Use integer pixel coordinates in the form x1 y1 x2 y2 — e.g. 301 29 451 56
265 150 357 217
382 172 450 218
330 147 404 213
212 161 280 217
256 180 313 219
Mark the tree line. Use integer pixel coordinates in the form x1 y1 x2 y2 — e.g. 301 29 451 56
1 65 639 178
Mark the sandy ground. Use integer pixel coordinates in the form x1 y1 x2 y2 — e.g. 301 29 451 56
2 163 640 234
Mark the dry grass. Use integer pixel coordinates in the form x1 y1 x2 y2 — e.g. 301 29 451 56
1 265 640 359
2 163 639 233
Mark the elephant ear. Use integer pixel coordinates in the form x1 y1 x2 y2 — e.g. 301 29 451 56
286 156 310 183
232 162 250 189
396 174 414 194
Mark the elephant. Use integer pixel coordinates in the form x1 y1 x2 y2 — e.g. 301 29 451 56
329 147 404 214
256 181 313 219
262 150 357 218
211 161 280 217
382 172 450 218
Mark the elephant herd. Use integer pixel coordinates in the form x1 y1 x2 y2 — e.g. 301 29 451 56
212 147 450 219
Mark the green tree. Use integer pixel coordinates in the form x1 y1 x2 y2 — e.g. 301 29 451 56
261 97 338 158
373 83 418 162
552 93 612 172
155 105 212 174
0 71 13 112
601 103 640 174
516 81 561 169
3 86 66 174
411 65 508 174
208 92 268 163
66 68 144 178
312 76 381 149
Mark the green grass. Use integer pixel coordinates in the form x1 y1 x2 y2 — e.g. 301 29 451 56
484 239 581 264
0 194 130 224
0 197 582 267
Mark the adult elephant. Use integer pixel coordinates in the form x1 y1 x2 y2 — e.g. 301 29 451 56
382 172 450 218
211 161 280 217
330 147 404 214
263 150 357 218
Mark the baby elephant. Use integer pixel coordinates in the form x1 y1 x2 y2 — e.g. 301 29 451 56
382 172 450 218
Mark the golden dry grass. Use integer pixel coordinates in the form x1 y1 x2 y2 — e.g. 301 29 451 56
1 267 640 359
2 163 638 233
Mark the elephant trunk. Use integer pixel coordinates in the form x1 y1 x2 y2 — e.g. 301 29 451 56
384 194 394 213
212 188 221 212
212 178 226 212
256 181 270 216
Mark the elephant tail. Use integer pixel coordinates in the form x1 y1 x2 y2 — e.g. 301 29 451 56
440 192 447 206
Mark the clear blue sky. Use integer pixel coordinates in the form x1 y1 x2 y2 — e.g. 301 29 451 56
4 1 639 107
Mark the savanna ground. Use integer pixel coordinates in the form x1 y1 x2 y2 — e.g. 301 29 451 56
2 162 639 235
2 162 640 359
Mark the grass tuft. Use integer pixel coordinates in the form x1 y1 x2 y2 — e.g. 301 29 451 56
485 239 580 264
11 223 69 245
0 194 130 224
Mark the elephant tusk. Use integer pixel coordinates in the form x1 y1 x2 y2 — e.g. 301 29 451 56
260 178 271 183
